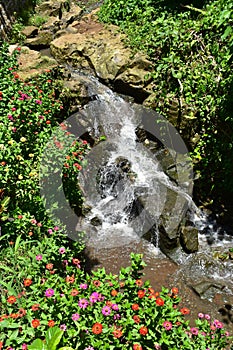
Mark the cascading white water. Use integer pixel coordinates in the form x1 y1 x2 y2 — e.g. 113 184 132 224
75 74 195 249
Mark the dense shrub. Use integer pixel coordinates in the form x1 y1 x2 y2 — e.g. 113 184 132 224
98 0 233 201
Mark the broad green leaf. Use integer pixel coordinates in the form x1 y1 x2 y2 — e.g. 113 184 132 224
28 339 47 350
45 326 63 350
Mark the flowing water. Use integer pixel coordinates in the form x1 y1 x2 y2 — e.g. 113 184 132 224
67 73 233 329
75 73 196 250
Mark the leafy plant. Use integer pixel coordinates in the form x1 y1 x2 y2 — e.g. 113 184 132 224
98 0 233 203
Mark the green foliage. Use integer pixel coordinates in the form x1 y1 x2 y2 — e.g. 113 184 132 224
0 42 88 246
1 253 232 349
9 18 26 44
98 0 233 201
28 14 48 27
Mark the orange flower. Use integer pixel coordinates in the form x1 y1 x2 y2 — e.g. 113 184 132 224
133 344 142 350
70 289 79 296
31 304 40 311
171 287 179 295
65 275 75 284
137 290 145 298
133 315 140 324
18 308 26 317
48 320 55 327
135 279 143 286
111 289 118 296
139 326 148 335
23 278 32 287
119 281 125 288
106 300 113 307
148 287 155 294
0 315 8 322
7 295 17 304
93 280 101 287
31 319 40 328
92 322 103 334
113 329 123 338
180 307 190 315
46 263 53 270
156 297 164 306
10 313 19 319
132 303 139 311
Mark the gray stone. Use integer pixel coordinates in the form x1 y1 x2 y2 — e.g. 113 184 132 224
180 225 199 253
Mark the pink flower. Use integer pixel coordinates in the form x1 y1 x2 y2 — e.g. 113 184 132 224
60 324 67 331
37 222 42 227
89 292 99 303
45 288 54 297
22 344 27 350
12 107 16 111
72 313 80 321
190 327 199 335
36 255 42 261
59 247 66 254
36 100 42 104
198 313 204 319
213 319 223 329
80 283 88 289
47 229 53 234
54 226 59 231
163 321 172 330
31 219 37 224
205 314 211 320
102 306 111 316
8 115 14 121
78 298 89 309
111 304 119 311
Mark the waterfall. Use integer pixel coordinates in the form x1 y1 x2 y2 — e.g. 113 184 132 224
72 73 195 249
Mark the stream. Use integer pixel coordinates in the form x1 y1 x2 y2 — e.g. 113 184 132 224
40 68 233 331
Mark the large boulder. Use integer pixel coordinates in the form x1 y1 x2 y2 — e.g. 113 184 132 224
14 46 57 80
50 12 153 99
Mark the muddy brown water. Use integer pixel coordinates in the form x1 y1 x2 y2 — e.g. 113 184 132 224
84 239 233 334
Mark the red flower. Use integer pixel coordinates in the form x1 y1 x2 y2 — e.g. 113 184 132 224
132 303 139 311
113 329 123 338
133 315 140 324
156 297 164 306
111 289 118 296
180 307 190 315
92 322 103 334
139 326 148 335
7 295 17 304
23 278 32 287
31 319 40 328
0 341 3 349
48 320 55 327
31 304 40 311
137 290 145 298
